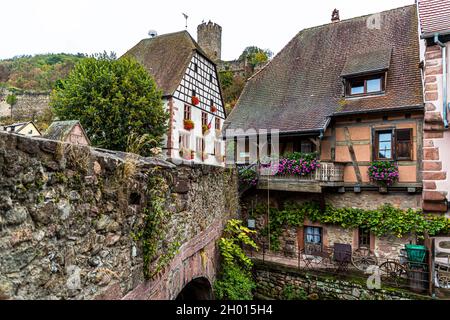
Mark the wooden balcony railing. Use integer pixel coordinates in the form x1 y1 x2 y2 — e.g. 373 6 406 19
257 162 345 193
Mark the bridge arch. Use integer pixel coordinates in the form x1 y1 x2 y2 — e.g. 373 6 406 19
175 277 214 300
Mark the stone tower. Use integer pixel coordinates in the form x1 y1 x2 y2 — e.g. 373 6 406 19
197 21 222 62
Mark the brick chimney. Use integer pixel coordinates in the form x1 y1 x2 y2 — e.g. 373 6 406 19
331 9 340 22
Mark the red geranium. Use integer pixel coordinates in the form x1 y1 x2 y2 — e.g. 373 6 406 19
211 105 217 113
192 96 200 106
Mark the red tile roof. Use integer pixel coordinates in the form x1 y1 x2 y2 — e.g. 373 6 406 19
418 0 450 36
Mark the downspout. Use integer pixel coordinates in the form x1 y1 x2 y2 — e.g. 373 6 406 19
434 34 449 129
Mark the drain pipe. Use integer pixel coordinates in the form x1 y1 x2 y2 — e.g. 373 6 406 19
434 33 449 128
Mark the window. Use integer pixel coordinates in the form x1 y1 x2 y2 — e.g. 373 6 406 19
300 141 312 153
184 104 191 120
194 63 198 73
347 75 384 96
215 118 221 130
358 227 371 248
373 128 413 161
202 112 208 127
304 226 322 253
196 137 205 153
192 89 196 97
179 133 190 149
375 130 393 160
209 73 213 81
214 141 221 155
210 99 214 107
396 128 412 160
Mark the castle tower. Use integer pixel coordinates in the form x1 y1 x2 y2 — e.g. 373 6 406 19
197 21 222 62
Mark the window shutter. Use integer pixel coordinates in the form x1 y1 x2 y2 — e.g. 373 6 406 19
395 128 412 160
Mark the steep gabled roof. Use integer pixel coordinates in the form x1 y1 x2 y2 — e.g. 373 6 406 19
43 120 90 144
124 31 212 96
3 121 41 135
225 5 423 134
418 0 450 36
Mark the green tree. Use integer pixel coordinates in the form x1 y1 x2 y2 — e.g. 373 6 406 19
50 54 168 155
6 94 17 118
239 46 273 68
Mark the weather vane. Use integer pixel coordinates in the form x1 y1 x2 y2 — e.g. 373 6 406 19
182 13 189 29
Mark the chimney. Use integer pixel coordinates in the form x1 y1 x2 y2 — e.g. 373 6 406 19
331 9 340 22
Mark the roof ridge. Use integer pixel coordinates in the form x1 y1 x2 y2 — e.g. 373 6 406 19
299 4 416 33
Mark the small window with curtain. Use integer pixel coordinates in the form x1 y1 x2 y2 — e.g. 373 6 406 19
304 226 322 253
179 132 190 149
215 118 221 130
184 104 191 120
396 128 412 160
202 112 208 127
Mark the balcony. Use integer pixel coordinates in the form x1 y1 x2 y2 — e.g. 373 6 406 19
257 162 345 193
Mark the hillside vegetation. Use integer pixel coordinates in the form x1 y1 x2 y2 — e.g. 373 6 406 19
0 53 86 92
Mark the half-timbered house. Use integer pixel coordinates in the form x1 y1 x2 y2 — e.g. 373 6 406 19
225 5 426 260
125 31 226 166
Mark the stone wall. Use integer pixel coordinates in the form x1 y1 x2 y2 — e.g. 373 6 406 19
0 88 50 121
255 261 430 300
0 131 238 300
422 43 450 213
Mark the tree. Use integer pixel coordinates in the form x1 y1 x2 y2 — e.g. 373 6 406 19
238 46 273 68
6 94 17 118
50 53 168 155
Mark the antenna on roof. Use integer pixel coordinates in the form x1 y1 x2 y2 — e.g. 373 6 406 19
182 13 189 29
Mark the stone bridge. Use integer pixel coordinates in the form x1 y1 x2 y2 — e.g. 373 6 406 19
0 132 238 300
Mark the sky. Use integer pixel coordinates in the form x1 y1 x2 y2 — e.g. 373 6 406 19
0 0 415 60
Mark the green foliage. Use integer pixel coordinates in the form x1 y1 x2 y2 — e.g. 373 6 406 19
125 132 158 156
214 220 258 300
238 46 273 68
282 284 308 300
0 53 86 91
238 167 258 187
218 72 245 113
214 265 256 300
256 202 450 251
133 170 180 279
50 55 168 154
284 152 318 162
6 94 17 106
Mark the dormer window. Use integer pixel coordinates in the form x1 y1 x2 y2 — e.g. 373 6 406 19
346 74 384 97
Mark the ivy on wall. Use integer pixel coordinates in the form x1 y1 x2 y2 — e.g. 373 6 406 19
255 202 450 251
214 219 259 300
132 168 180 279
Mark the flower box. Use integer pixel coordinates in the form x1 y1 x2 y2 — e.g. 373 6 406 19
211 105 217 113
191 96 200 106
184 119 195 131
368 161 399 187
202 124 211 135
179 147 194 160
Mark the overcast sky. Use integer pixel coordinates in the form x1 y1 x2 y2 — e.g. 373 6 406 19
0 0 414 60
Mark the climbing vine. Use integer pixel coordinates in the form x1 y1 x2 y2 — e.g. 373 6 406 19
256 202 450 251
132 168 180 279
214 219 259 300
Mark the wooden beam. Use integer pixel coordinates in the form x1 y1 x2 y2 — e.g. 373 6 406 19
344 127 362 184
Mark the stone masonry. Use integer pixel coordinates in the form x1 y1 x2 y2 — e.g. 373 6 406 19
0 88 50 121
422 44 449 213
0 131 238 299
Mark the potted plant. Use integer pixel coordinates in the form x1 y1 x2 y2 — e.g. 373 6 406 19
211 105 217 113
368 161 399 192
184 119 195 131
179 147 193 160
202 124 211 135
191 96 200 106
